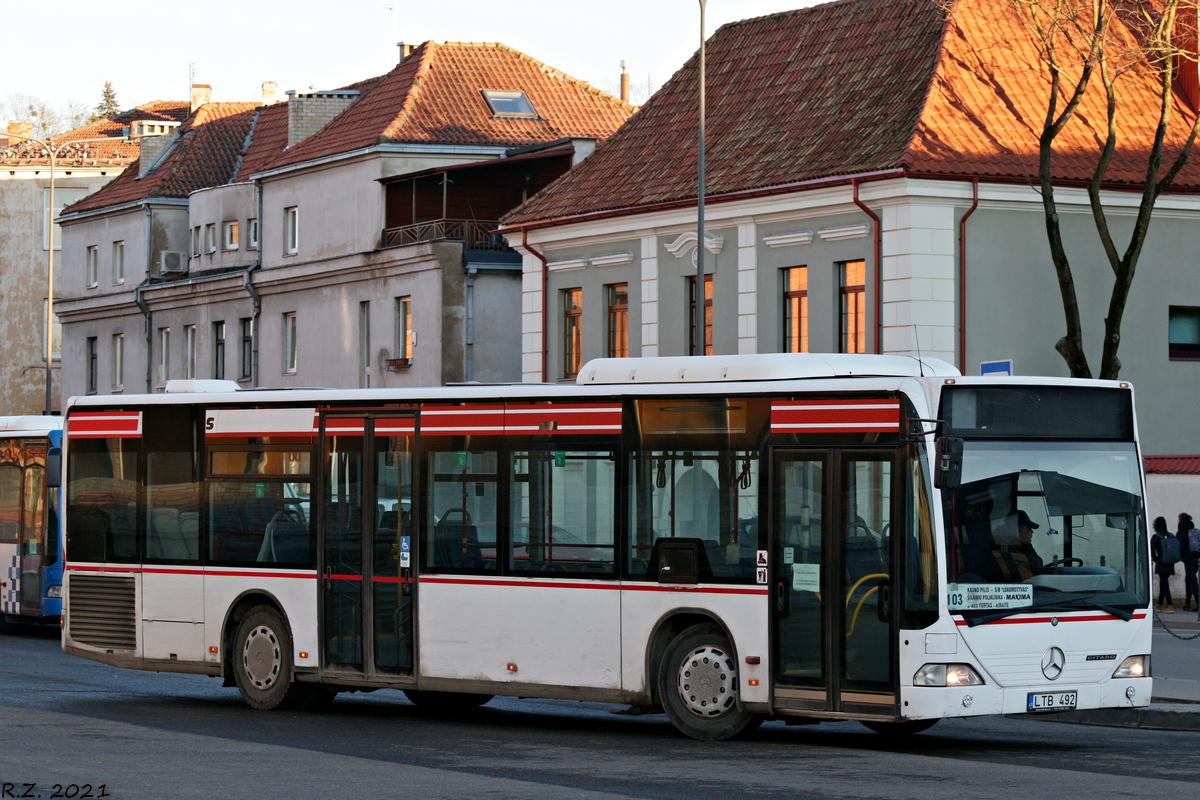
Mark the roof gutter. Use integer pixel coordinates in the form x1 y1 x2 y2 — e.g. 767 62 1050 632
138 205 154 393
852 179 883 355
245 178 265 387
521 227 550 382
498 168 906 235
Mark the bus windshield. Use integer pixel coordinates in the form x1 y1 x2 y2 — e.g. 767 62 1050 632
942 441 1148 618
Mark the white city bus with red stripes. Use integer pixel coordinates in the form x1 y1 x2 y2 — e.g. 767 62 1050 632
60 354 1152 739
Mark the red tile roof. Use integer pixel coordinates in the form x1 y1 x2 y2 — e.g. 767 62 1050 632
65 102 258 214
504 0 1200 227
264 41 635 172
0 101 191 166
1145 456 1200 475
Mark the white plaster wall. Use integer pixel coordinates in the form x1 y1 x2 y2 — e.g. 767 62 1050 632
880 200 957 363
188 184 259 272
737 220 757 355
639 234 658 358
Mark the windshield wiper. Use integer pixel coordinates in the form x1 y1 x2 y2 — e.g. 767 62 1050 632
964 594 1134 627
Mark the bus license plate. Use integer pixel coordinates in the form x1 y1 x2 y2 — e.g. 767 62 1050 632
1027 691 1077 712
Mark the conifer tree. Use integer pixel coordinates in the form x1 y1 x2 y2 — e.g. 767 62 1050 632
92 82 120 120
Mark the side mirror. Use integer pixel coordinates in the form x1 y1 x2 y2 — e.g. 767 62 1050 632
933 437 963 489
46 447 62 488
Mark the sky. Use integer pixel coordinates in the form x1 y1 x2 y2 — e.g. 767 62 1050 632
0 0 827 125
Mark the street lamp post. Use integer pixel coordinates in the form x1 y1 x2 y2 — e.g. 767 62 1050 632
696 0 708 359
2 131 129 414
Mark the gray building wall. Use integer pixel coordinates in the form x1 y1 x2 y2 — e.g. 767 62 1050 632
965 205 1200 455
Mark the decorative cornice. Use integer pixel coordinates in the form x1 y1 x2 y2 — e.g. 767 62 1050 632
546 258 588 272
664 230 724 258
762 230 814 248
588 251 634 268
818 223 871 241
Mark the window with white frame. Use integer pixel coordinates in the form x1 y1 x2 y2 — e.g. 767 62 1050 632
85 337 97 394
44 300 60 362
85 246 98 288
191 226 201 257
284 207 298 255
359 301 371 388
248 218 259 250
213 321 226 380
223 221 239 250
112 241 125 285
282 312 297 374
395 296 413 362
157 327 170 386
184 325 196 379
205 223 217 254
43 188 88 250
239 318 253 381
112 333 124 391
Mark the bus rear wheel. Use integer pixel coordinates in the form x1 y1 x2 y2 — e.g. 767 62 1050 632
232 605 308 711
658 623 762 741
861 719 939 736
403 690 493 709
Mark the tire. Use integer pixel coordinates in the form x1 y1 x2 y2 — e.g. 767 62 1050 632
232 605 308 711
403 690 493 709
657 623 762 741
861 719 939 736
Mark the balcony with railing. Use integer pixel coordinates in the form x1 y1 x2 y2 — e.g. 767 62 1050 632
381 218 508 251
379 147 576 255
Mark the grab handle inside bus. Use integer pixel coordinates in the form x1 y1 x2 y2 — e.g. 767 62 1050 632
46 447 62 488
933 437 963 489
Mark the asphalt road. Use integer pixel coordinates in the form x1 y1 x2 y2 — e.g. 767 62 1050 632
0 623 1196 800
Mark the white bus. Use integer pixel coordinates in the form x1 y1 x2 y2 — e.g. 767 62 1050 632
60 354 1151 740
0 416 64 629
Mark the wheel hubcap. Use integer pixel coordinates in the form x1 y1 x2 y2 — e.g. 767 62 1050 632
243 625 281 690
677 644 737 718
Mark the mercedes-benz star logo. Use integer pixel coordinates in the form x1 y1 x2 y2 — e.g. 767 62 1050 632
1042 647 1066 681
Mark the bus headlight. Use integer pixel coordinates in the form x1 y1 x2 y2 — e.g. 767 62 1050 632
914 663 984 687
1113 655 1149 679
47 585 62 598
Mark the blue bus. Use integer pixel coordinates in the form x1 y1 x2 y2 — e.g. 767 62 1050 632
0 416 63 628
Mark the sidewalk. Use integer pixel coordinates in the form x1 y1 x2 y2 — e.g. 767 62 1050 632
1031 611 1200 732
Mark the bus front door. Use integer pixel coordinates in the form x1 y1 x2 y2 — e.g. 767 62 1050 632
771 449 897 717
320 414 416 681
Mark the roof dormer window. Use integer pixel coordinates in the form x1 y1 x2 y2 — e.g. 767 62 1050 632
481 89 538 119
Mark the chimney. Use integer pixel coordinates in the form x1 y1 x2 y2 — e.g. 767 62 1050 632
286 89 360 148
397 42 417 64
620 60 630 104
262 81 279 105
190 83 212 113
7 120 33 142
138 133 174 178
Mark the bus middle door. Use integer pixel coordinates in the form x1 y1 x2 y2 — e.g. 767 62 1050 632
770 448 898 718
319 413 416 682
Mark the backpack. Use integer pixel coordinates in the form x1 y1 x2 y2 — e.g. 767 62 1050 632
1161 534 1182 565
1190 528 1200 556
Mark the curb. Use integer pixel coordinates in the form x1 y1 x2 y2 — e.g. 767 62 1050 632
1025 703 1200 732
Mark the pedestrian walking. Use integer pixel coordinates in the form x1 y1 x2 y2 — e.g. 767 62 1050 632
1180 512 1200 612
1151 516 1179 612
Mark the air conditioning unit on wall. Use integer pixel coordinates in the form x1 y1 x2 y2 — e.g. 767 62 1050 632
159 251 189 278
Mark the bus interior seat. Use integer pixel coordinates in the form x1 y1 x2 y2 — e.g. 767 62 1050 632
844 528 884 583
150 507 198 561
433 509 482 569
257 511 309 563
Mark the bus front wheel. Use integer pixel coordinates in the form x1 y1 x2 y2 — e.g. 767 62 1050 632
233 605 308 711
658 623 762 741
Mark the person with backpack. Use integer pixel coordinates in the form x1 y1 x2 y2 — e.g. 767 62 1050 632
1179 513 1200 612
1151 516 1179 612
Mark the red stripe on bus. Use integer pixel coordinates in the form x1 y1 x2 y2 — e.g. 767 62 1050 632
372 576 413 584
771 399 900 433
68 412 143 438
420 576 768 595
66 565 318 579
954 611 1148 626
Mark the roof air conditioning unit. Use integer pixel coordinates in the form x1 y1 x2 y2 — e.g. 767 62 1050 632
159 250 189 278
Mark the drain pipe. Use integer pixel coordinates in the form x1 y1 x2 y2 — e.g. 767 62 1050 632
958 178 980 374
245 178 264 387
465 266 477 382
140 203 155 392
852 179 883 354
522 227 550 382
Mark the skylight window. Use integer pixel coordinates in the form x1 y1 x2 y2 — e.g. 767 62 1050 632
481 89 538 119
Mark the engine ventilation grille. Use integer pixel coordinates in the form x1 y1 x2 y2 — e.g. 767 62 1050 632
67 574 136 651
